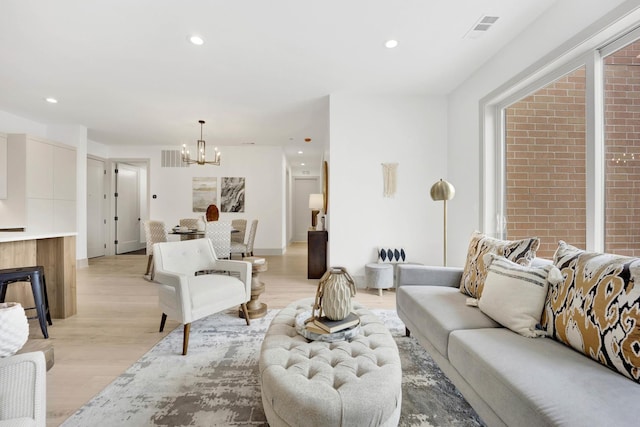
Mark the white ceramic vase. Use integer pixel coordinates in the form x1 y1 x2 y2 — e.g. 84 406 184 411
320 267 356 320
0 302 29 357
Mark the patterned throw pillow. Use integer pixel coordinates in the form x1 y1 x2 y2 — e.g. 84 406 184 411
479 254 563 338
378 248 406 263
459 231 540 298
541 241 640 383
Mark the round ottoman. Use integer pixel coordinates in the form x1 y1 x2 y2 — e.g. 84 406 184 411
365 263 394 296
259 298 402 427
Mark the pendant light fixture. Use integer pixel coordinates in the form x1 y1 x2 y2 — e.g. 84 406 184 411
181 120 221 166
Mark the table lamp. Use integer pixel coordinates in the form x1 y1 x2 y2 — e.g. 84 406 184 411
430 179 455 266
309 193 324 229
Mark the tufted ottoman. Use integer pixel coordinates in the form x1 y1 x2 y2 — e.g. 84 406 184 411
259 298 402 427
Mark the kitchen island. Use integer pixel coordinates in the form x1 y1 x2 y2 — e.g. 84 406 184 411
0 232 76 318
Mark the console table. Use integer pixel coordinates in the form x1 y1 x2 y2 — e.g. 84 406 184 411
307 230 327 279
0 232 76 319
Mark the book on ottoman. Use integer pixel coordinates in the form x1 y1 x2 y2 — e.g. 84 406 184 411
313 312 360 333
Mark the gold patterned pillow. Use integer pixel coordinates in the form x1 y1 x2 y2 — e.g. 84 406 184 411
459 231 540 298
541 241 640 383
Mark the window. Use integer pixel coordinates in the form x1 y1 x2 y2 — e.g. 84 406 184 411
504 68 587 258
603 39 640 257
483 21 640 257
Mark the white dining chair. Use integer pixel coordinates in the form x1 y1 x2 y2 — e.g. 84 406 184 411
231 219 258 258
143 220 167 279
179 218 200 241
231 219 247 243
205 220 232 259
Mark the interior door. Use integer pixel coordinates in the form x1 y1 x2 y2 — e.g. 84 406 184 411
115 163 141 254
293 177 319 242
87 157 106 258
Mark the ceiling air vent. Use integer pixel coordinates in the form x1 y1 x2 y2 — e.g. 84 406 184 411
161 149 188 168
464 15 499 39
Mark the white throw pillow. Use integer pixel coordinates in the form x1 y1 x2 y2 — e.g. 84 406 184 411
478 253 563 338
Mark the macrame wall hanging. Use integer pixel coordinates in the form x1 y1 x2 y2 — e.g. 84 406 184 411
382 163 398 197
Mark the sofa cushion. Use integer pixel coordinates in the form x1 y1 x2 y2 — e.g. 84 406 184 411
459 231 540 299
478 254 563 338
396 285 499 358
542 241 640 383
449 328 640 427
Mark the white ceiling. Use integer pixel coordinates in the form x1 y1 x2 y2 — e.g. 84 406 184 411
0 0 558 173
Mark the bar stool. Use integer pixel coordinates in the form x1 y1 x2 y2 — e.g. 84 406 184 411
0 266 52 338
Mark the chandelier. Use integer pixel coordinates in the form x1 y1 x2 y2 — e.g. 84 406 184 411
181 120 221 166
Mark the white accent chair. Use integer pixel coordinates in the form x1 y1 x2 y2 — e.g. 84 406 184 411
0 351 46 427
143 220 167 279
153 238 252 355
231 219 258 258
205 220 232 259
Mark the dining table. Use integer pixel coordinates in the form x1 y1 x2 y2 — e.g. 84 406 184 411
169 228 239 238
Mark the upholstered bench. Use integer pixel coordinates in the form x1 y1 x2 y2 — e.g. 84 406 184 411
259 298 402 427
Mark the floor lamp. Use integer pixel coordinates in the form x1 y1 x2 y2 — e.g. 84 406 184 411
430 179 455 266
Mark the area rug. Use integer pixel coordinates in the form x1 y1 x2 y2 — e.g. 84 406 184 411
61 309 484 427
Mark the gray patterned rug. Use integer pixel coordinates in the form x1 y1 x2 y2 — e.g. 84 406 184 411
61 308 483 427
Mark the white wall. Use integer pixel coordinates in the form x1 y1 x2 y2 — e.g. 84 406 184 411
446 0 636 267
328 94 448 281
92 143 286 255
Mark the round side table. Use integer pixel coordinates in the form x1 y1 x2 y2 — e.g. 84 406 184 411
239 256 268 319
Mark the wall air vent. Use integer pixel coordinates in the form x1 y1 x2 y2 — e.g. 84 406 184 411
161 150 188 168
464 15 499 39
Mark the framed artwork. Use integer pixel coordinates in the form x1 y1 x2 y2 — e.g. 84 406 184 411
192 177 217 212
221 177 245 212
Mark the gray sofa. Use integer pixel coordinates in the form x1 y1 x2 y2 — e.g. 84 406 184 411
396 261 640 427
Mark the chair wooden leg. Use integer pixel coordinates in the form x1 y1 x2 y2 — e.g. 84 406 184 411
159 313 167 332
241 303 250 325
145 255 153 275
182 323 191 355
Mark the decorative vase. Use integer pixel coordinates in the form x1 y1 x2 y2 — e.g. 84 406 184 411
196 217 205 232
0 302 29 357
319 267 356 320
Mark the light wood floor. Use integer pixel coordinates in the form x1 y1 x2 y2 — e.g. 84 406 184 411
32 242 396 426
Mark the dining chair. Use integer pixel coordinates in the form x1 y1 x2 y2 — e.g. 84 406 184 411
153 238 251 355
143 220 167 279
231 219 258 258
179 218 200 241
205 220 232 259
245 219 258 256
231 219 247 243
206 204 219 221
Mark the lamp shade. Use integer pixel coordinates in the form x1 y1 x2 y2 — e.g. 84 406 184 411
430 179 455 201
309 193 324 210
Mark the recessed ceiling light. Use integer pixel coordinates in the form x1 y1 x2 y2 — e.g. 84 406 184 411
298 151 303 154
301 163 305 166
189 35 204 46
385 40 399 49
45 97 58 104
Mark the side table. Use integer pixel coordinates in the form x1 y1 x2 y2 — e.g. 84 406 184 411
239 256 268 319
365 263 394 296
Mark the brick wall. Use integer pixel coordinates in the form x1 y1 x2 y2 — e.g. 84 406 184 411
504 68 586 259
604 42 640 257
